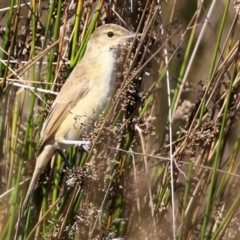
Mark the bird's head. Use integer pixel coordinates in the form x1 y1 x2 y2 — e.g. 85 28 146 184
86 24 135 54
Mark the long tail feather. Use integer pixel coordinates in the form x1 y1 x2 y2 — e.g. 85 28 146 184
21 144 56 215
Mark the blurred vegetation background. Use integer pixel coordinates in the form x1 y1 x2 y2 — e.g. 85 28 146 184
0 0 240 239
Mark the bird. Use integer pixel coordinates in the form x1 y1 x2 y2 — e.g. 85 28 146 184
21 24 135 213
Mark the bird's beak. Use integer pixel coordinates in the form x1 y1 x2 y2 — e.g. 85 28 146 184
122 32 142 40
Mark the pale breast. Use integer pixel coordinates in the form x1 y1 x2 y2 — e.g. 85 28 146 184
54 50 117 143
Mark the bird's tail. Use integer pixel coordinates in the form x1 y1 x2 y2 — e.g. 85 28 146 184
21 144 55 215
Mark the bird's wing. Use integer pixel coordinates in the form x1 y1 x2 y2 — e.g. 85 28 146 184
39 74 89 150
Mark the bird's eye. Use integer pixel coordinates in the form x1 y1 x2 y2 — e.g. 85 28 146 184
107 31 114 38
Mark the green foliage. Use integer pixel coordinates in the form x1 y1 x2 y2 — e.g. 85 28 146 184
1 0 240 239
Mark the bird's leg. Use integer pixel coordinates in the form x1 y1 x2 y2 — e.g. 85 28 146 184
55 140 91 167
56 149 72 169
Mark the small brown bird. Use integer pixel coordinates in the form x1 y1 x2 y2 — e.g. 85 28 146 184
22 24 135 212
